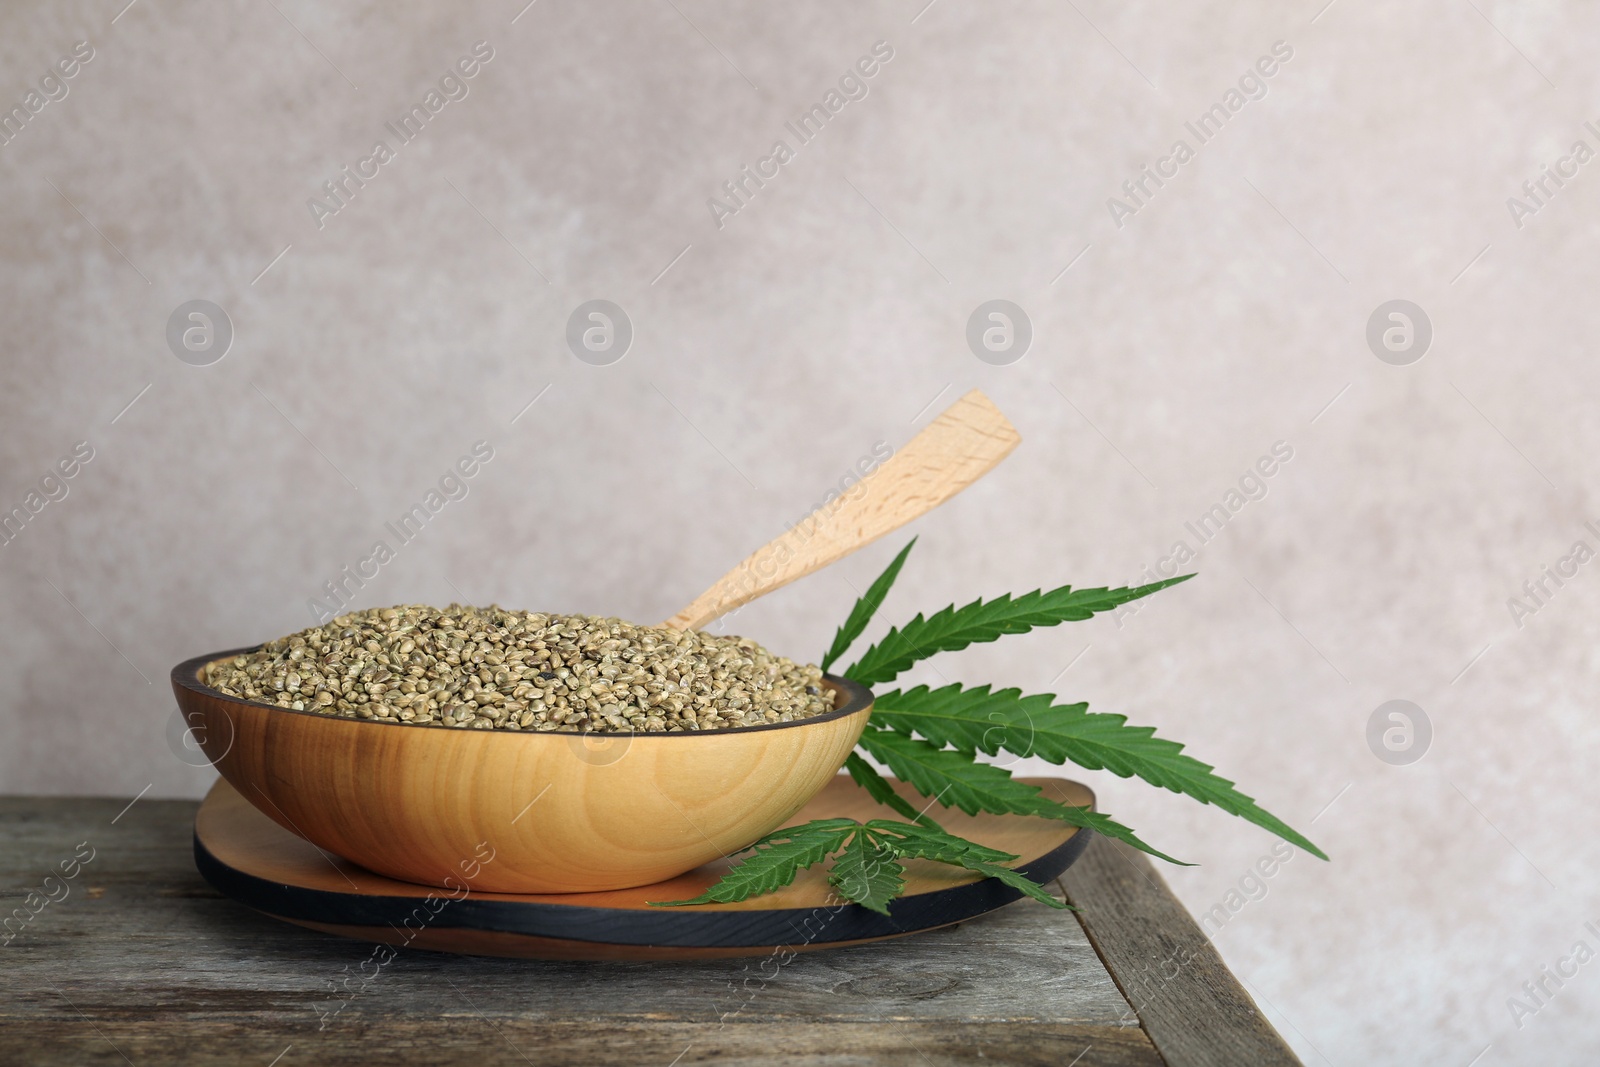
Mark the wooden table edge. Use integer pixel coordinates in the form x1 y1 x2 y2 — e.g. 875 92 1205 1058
1060 834 1305 1067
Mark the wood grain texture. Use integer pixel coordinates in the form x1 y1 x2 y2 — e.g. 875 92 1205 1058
663 389 1021 631
1062 835 1305 1067
192 776 1095 959
1 796 1162 1066
172 655 871 895
0 1022 1163 1067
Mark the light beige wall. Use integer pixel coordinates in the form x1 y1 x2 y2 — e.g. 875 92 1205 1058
3 0 1597 1061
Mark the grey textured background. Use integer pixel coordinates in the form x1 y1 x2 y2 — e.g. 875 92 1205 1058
3 0 1597 1063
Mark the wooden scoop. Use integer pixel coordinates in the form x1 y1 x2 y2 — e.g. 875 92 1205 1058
663 389 1021 631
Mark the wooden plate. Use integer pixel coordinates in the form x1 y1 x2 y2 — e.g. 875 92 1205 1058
194 775 1096 960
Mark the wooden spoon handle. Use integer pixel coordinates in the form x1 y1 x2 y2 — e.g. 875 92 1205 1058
663 389 1021 631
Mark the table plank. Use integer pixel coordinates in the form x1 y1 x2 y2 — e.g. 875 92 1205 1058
1061 835 1304 1067
1 797 1163 1066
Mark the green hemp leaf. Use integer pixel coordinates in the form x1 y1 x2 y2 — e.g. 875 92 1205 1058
652 818 1068 913
845 575 1192 687
660 539 1323 912
821 537 916 673
871 684 1326 860
650 819 858 906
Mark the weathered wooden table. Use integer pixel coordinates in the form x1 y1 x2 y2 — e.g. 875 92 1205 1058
0 797 1301 1066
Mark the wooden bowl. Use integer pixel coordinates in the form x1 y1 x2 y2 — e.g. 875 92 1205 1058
171 647 873 894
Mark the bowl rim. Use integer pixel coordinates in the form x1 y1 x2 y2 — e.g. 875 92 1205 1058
172 646 874 738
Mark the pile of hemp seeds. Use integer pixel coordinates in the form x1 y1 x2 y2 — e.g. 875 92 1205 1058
202 605 835 733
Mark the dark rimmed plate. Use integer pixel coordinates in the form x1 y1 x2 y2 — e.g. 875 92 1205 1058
195 775 1095 960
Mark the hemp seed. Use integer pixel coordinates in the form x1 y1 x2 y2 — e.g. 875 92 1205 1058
202 604 834 733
